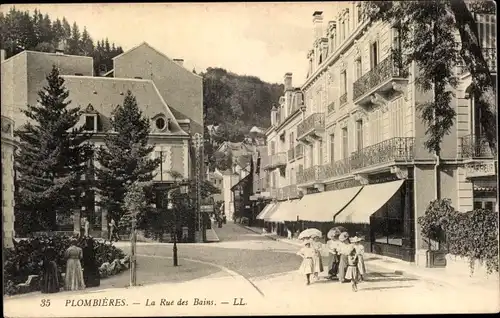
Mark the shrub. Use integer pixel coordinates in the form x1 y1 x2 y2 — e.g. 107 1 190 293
446 208 499 275
417 199 455 249
4 236 126 295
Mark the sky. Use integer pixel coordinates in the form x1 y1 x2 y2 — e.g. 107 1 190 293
1 2 338 85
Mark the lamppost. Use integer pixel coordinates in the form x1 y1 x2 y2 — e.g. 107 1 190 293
167 182 189 267
192 133 204 242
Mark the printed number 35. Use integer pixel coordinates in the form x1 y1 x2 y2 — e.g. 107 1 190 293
40 299 51 307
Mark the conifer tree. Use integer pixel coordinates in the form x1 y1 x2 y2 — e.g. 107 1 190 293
95 91 160 224
14 65 93 233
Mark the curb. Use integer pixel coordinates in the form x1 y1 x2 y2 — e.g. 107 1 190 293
207 228 220 242
241 224 499 291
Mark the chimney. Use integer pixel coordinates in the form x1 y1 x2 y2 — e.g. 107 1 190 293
313 11 324 41
284 73 293 91
1 49 5 62
173 59 184 67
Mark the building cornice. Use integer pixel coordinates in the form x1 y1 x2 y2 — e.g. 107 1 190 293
302 18 373 91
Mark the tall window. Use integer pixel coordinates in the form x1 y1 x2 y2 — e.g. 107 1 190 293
329 133 335 162
357 4 362 23
309 144 314 167
85 115 96 132
355 58 362 80
356 120 363 151
341 20 345 40
290 167 295 184
342 127 349 159
391 98 405 137
270 141 276 155
272 172 276 188
370 41 379 69
289 132 295 151
371 109 383 144
341 70 347 95
392 27 401 52
318 141 323 165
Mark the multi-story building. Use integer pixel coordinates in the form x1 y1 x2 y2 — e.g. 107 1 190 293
1 42 203 240
1 49 16 247
259 4 497 265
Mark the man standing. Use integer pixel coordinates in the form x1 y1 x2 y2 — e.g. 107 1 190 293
108 219 120 242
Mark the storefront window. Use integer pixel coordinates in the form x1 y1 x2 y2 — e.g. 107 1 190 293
370 188 404 246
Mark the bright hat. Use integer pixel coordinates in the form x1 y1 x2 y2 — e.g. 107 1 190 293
350 236 361 243
339 232 349 242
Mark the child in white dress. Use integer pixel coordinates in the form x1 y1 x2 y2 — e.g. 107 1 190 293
352 236 366 281
312 237 324 280
345 247 359 292
297 241 315 285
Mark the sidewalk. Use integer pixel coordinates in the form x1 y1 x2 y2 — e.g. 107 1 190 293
242 225 500 292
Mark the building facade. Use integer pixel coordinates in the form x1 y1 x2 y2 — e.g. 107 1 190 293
1 49 16 247
1 43 203 239
257 3 497 265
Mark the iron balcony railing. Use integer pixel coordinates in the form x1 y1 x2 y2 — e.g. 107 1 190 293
295 144 304 158
288 147 295 161
339 93 348 106
323 157 352 180
460 134 496 158
297 165 325 184
286 184 299 199
457 48 497 74
297 113 325 139
350 137 415 170
353 53 409 101
265 152 287 169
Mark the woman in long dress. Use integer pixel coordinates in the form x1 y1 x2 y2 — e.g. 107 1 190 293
297 241 315 285
64 239 85 291
311 236 324 280
40 246 60 293
327 235 340 279
337 232 350 283
82 237 100 288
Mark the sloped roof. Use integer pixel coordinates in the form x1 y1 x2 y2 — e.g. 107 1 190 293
61 75 188 135
112 42 202 79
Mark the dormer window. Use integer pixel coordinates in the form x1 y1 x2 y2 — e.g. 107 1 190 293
84 104 98 132
156 117 166 130
155 116 172 132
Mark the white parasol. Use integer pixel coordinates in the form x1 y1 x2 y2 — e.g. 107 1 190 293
298 228 322 240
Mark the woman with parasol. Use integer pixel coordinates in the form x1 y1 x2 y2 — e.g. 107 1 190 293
326 227 344 279
297 228 323 281
296 240 316 285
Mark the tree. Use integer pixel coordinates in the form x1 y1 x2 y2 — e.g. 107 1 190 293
68 22 80 54
95 91 161 224
363 0 497 154
51 18 64 44
61 17 71 41
14 65 93 233
213 150 233 171
80 27 94 56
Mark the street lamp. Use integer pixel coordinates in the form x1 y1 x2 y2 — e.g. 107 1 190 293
169 183 189 267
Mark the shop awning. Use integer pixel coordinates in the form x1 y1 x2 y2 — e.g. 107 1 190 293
256 202 276 220
296 186 363 222
262 202 281 221
267 200 300 222
334 180 405 224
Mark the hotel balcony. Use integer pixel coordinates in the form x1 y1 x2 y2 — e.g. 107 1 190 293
264 152 287 170
352 53 409 106
279 184 300 200
457 48 497 75
349 137 415 171
295 144 304 159
297 113 325 144
297 165 325 186
288 147 295 162
460 134 496 159
322 157 352 180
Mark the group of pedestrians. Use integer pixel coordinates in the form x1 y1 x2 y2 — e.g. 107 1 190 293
296 232 366 292
40 236 101 294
